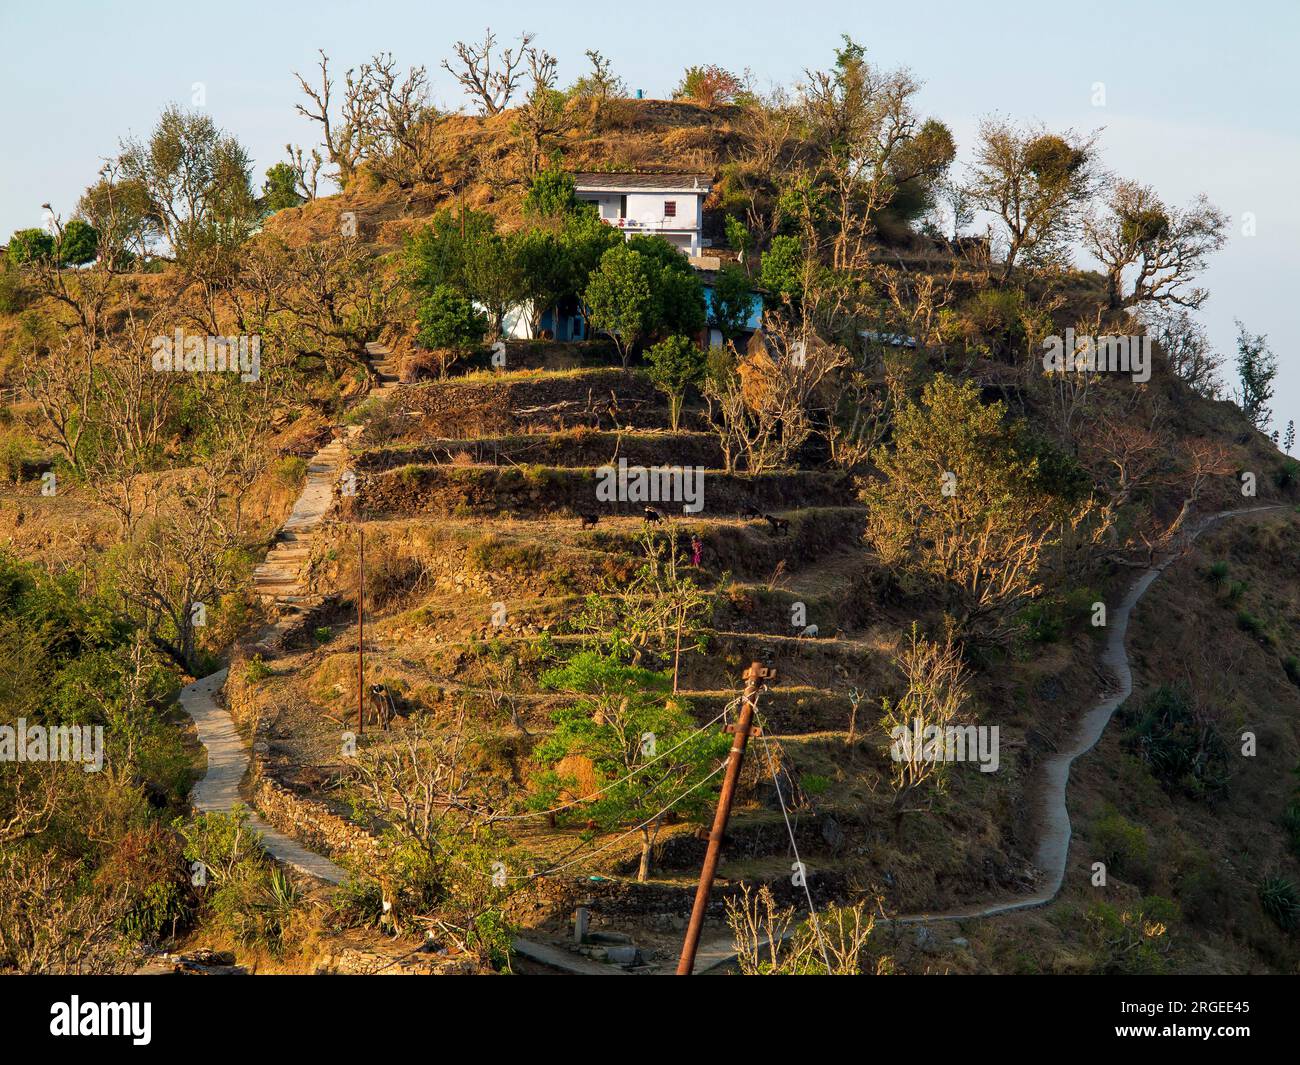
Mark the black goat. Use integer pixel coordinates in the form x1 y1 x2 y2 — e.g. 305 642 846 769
764 514 790 536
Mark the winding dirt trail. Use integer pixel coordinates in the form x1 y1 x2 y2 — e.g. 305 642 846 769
887 504 1283 925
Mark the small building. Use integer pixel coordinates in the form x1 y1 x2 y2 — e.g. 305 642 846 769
574 172 712 257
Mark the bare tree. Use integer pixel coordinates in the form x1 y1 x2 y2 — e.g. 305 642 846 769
118 464 238 674
356 53 442 186
726 884 889 975
879 623 970 833
442 29 534 115
284 143 322 201
964 117 1100 279
293 50 366 188
516 47 568 175
1084 180 1229 310
1142 306 1223 399
704 319 848 473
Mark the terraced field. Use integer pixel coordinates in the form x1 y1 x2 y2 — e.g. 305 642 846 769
224 341 1085 932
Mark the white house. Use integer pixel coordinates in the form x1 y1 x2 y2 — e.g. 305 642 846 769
574 172 712 257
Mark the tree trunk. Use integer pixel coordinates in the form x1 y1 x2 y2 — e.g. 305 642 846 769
637 827 655 884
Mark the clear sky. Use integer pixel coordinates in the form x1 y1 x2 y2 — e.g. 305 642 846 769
2 0 1296 431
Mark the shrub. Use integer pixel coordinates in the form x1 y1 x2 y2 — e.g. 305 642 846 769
244 655 271 683
1236 609 1267 641
1284 656 1300 687
0 261 30 313
1091 809 1149 877
275 455 308 487
1274 460 1299 490
672 65 744 108
1120 685 1230 797
1083 896 1177 974
415 285 487 371
1207 560 1230 584
1258 875 1300 931
180 809 305 955
801 774 832 796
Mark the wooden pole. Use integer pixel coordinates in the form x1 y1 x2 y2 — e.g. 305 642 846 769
676 660 771 975
357 523 365 735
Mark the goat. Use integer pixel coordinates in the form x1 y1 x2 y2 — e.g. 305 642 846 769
799 624 819 638
578 511 599 530
764 514 791 536
367 683 396 731
643 507 663 524
740 504 764 519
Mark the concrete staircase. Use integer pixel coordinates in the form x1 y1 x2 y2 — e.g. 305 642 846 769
251 435 348 617
365 338 401 386
250 341 400 618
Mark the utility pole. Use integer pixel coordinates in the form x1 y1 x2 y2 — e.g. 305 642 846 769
676 659 773 975
356 523 365 735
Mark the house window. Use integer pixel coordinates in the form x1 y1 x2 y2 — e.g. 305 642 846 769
663 200 677 218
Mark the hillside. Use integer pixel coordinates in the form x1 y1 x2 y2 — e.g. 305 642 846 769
1 50 1297 981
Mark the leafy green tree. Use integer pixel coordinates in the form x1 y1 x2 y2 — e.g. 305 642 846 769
646 335 706 430
260 162 305 214
626 234 706 337
724 215 752 264
77 172 154 270
864 374 1085 644
710 263 755 342
462 229 525 339
560 206 623 316
759 234 804 304
654 261 707 337
513 226 572 334
404 208 498 294
118 104 259 263
585 243 654 366
6 228 55 266
534 652 729 881
405 209 524 339
1234 321 1277 432
523 164 577 217
56 219 99 266
416 285 487 373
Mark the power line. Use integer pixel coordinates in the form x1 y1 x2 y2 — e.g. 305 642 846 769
508 761 727 881
756 717 831 972
488 697 740 823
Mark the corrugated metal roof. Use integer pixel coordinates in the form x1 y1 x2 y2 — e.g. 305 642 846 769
573 172 712 192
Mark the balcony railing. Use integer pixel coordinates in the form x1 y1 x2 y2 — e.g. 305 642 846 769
601 216 696 232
